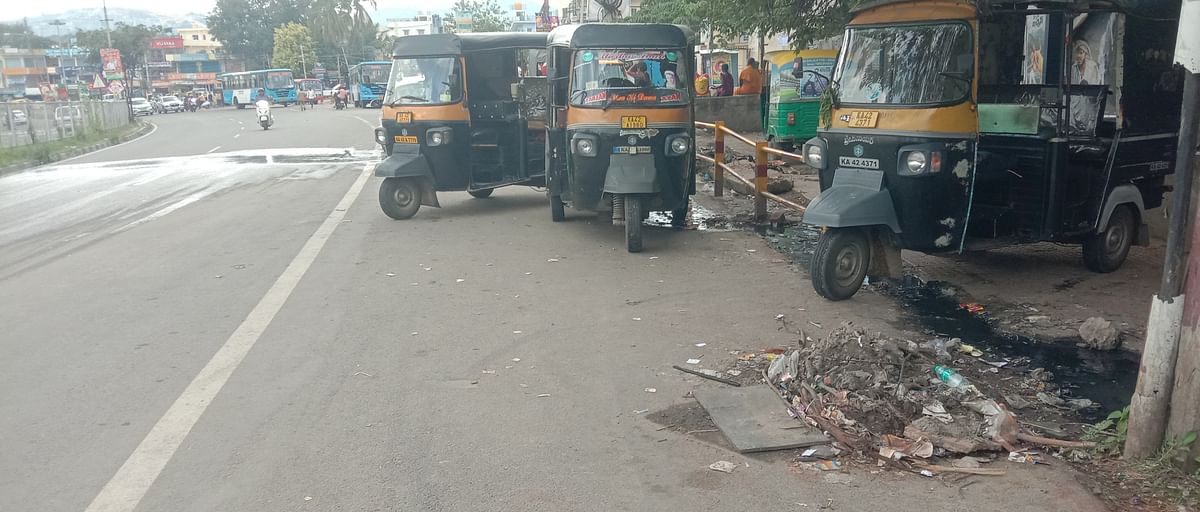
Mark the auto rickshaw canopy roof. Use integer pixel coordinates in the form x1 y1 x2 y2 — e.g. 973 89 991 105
391 32 549 58
851 0 1179 18
548 23 695 49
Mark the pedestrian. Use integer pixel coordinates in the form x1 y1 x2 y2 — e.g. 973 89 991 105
694 72 709 97
717 63 734 96
735 58 763 96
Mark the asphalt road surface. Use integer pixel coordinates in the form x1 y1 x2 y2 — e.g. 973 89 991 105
0 105 1106 511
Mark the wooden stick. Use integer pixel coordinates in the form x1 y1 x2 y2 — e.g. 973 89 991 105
672 365 741 386
915 464 1007 476
1017 432 1096 449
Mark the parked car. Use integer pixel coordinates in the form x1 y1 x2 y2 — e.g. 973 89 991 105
54 106 83 136
4 109 28 129
159 95 185 113
131 97 154 116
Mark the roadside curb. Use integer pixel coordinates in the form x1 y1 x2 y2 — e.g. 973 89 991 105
0 121 154 177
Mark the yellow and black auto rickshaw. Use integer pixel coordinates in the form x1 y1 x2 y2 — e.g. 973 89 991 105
544 24 697 252
373 32 550 219
801 0 1183 300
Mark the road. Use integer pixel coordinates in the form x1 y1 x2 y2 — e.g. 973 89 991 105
0 105 1106 511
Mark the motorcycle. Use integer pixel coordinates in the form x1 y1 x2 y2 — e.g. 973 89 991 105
334 95 347 110
255 100 274 130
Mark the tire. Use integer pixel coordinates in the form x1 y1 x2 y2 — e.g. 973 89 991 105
550 193 565 222
1083 204 1136 273
811 227 871 301
625 195 643 253
379 177 422 220
468 188 494 199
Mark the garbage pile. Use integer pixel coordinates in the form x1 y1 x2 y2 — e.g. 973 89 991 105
751 322 1097 476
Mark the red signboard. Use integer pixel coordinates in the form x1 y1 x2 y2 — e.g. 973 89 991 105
100 48 124 80
150 37 184 49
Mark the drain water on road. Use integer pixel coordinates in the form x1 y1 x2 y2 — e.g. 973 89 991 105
766 225 1138 419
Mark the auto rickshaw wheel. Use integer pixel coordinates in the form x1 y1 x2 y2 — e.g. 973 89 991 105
379 177 422 220
811 227 871 301
468 189 494 199
1083 204 1136 273
549 194 565 222
625 195 643 253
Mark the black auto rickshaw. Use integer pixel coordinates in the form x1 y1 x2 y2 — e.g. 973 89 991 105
544 24 697 252
373 32 551 219
801 0 1183 300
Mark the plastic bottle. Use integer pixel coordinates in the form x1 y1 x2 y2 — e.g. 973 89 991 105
933 364 969 390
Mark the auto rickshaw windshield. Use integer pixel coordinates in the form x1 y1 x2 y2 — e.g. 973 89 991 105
383 57 463 105
570 49 689 107
834 22 973 105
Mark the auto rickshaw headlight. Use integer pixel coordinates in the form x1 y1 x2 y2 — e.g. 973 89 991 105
667 135 691 156
573 135 598 157
805 144 824 168
426 128 451 147
374 128 386 145
905 151 928 174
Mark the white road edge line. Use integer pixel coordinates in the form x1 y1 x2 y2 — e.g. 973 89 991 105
56 121 159 164
354 116 376 129
206 145 221 154
84 162 374 512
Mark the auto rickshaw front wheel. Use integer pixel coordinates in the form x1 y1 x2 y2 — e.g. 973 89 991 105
379 177 422 220
811 227 871 301
625 195 643 253
1083 204 1136 273
468 189 494 199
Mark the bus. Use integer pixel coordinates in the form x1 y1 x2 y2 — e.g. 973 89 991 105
348 61 391 108
218 69 297 108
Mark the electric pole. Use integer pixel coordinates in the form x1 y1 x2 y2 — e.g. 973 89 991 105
102 0 113 47
49 20 66 46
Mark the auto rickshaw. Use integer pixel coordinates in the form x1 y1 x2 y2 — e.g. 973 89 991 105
373 32 550 219
765 49 838 150
801 0 1183 300
545 23 697 252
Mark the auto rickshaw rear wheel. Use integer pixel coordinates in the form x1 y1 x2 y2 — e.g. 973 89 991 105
625 195 643 253
468 189 494 199
1083 204 1136 273
811 227 871 301
549 194 565 222
379 177 422 220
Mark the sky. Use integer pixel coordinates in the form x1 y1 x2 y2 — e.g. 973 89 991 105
9 0 568 21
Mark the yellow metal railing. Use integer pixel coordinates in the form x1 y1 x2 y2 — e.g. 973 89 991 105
695 121 808 221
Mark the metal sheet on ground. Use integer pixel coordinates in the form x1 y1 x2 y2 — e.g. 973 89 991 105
693 384 827 453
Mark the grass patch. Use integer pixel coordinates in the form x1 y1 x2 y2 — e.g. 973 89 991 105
0 123 144 168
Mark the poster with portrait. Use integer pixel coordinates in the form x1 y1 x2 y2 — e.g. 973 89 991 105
100 48 124 81
1021 12 1048 84
1067 12 1116 134
768 49 837 103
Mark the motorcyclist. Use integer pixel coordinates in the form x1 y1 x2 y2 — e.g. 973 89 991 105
335 85 349 108
253 88 269 104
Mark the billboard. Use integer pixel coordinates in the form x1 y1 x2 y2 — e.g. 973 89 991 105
150 37 184 49
100 48 124 80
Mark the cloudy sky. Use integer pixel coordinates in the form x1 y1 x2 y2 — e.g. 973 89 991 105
10 0 567 20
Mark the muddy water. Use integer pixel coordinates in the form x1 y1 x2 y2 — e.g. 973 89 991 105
765 225 1138 419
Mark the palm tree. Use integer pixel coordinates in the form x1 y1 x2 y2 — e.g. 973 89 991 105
307 0 378 47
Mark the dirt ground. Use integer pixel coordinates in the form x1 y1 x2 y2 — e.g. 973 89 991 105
696 131 1162 353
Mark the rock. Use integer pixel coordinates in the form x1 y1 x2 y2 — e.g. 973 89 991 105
952 456 983 469
1079 317 1121 350
767 177 794 194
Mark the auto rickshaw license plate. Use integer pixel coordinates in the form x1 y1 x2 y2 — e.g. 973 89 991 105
395 112 413 123
621 116 648 129
394 135 418 144
847 111 879 128
613 146 652 154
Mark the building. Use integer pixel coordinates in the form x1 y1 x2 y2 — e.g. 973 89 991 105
0 47 50 99
165 26 224 92
385 14 443 38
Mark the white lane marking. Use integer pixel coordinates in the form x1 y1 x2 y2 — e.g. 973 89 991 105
354 116 376 129
84 162 373 512
266 155 274 164
206 145 221 154
111 192 207 234
233 133 240 139
55 121 159 164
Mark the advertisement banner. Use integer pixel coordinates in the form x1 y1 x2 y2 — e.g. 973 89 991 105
150 37 184 49
767 49 836 103
100 48 124 80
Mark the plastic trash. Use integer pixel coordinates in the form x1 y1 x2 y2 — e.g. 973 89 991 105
932 365 969 390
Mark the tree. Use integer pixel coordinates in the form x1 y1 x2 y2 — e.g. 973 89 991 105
272 23 318 77
75 23 165 90
0 23 55 48
208 0 307 69
632 0 854 48
445 0 512 33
